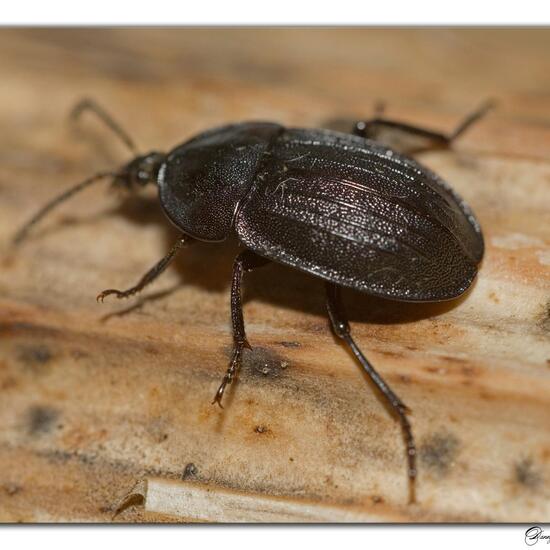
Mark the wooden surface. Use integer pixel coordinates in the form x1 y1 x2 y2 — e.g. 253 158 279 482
0 28 549 523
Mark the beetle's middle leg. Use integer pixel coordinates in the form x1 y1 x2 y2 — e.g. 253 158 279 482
213 250 270 408
352 99 494 153
96 234 191 302
325 282 417 504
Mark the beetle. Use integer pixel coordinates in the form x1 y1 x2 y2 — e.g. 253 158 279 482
12 99 491 503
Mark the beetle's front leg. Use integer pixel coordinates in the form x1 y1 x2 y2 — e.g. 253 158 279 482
213 250 270 408
97 235 191 302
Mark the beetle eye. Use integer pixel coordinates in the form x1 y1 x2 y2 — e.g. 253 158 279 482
137 169 149 183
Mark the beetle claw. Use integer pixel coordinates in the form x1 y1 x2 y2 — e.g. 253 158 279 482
212 397 224 409
212 382 227 408
96 289 123 302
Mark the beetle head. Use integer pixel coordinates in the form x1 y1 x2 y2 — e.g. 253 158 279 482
157 122 283 242
114 152 165 190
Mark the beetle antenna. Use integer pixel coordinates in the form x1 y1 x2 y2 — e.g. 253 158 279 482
12 171 117 246
450 99 496 140
71 98 139 156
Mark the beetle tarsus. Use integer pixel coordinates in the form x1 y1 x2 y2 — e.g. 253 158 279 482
96 289 126 302
212 383 226 408
212 344 243 407
96 235 190 304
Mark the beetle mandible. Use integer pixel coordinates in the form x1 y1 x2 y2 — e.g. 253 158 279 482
13 99 492 503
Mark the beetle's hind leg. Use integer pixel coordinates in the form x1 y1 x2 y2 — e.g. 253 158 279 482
325 282 417 504
213 250 270 408
352 99 495 153
96 235 190 302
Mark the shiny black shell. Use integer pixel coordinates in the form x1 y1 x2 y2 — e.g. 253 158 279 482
158 122 484 302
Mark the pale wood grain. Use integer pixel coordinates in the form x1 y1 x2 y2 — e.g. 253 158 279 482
0 29 549 523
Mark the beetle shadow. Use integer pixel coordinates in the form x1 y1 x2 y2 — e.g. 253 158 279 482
243 261 473 327
103 193 473 327
115 194 241 292
92 193 475 426
98 285 182 322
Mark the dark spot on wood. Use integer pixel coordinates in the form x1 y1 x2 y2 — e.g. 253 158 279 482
539 300 550 332
424 366 447 375
182 462 198 479
0 322 61 339
71 349 90 360
443 355 468 364
242 347 288 379
515 458 543 489
488 291 500 304
380 350 404 359
478 390 494 401
398 374 411 384
254 425 269 434
34 448 135 474
2 482 22 496
461 365 478 377
1 375 17 390
371 495 384 504
324 474 334 486
26 405 59 436
147 419 169 443
1 253 17 269
144 344 159 356
420 431 460 476
17 343 52 368
277 341 301 348
144 466 176 478
76 451 98 466
37 448 73 464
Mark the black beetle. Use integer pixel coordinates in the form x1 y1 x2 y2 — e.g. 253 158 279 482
13 99 491 503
